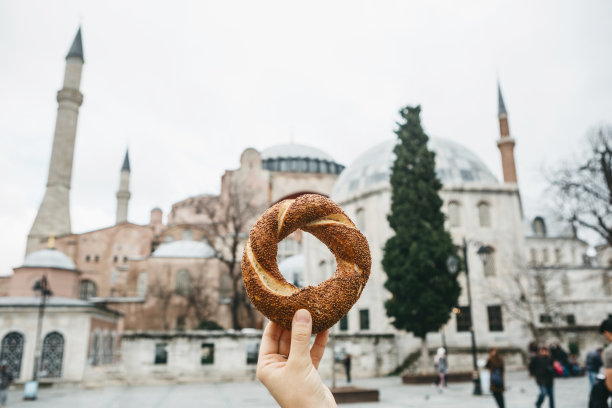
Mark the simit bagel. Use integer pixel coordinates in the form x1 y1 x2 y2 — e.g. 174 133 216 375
242 194 371 334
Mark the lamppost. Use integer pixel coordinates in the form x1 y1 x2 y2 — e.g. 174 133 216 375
24 275 52 400
447 238 492 396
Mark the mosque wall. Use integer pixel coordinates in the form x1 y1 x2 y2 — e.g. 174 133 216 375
9 267 80 298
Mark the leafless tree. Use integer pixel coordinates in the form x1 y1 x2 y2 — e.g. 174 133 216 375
550 125 612 246
147 275 174 330
486 256 564 343
199 181 266 329
180 271 218 327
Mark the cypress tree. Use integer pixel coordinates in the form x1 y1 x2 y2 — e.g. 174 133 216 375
382 105 461 373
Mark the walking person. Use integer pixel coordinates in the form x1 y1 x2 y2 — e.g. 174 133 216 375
342 353 352 384
585 348 604 389
588 318 612 407
434 347 447 389
0 363 13 407
485 348 505 408
529 346 555 408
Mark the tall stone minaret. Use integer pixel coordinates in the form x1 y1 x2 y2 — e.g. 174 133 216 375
496 82 518 183
116 150 131 224
26 28 85 255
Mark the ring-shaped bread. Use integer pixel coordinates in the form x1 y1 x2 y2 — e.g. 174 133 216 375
242 194 371 334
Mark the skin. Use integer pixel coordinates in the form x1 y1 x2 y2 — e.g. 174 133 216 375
603 331 612 391
257 309 337 408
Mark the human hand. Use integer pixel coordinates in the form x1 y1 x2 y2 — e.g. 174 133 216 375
257 309 337 408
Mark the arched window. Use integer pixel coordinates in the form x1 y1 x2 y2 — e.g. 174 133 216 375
41 332 64 378
102 332 113 364
483 251 496 277
182 229 193 241
447 201 460 227
175 269 191 296
0 332 24 378
79 280 98 300
355 208 365 231
478 202 491 227
137 271 148 297
533 217 547 237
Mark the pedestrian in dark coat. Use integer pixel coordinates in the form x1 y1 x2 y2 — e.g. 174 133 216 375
529 346 555 408
342 353 352 384
485 348 505 408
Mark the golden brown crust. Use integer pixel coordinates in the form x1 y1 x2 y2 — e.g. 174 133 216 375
242 194 371 333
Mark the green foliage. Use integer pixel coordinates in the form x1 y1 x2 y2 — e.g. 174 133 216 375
382 105 461 339
197 319 224 330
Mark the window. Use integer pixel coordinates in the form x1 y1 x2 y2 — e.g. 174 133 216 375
359 309 370 330
0 332 24 379
154 343 168 364
94 255 100 263
447 201 460 227
201 343 214 365
79 280 98 300
175 269 191 296
85 255 91 262
561 274 570 296
456 306 471 332
137 271 148 297
483 252 496 277
487 305 503 332
604 271 612 296
478 202 491 227
554 248 562 265
102 333 113 364
113 255 118 263
539 314 552 324
339 315 348 331
542 249 549 264
176 316 186 331
122 256 128 263
41 332 64 378
530 248 538 265
182 229 193 241
533 217 547 237
90 332 100 365
566 314 576 325
246 342 260 365
355 208 365 231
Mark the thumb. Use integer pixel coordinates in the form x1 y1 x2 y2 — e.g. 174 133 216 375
288 309 313 367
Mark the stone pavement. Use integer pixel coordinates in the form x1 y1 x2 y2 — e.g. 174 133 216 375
5 371 589 407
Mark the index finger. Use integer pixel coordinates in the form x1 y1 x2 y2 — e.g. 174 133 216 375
259 320 283 357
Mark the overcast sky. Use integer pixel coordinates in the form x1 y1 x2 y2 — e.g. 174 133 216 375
1 0 611 275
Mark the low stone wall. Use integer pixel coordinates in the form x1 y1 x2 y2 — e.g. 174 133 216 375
85 330 399 385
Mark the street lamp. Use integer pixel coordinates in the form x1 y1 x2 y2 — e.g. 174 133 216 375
448 238 483 396
24 275 52 400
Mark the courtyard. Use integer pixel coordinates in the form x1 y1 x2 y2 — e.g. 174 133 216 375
4 371 589 407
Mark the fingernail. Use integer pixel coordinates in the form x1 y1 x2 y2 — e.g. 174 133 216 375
295 309 310 323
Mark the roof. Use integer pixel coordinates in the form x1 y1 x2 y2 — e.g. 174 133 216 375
21 248 77 271
121 150 130 172
332 137 498 203
261 144 335 162
152 240 215 258
498 82 507 116
66 27 84 61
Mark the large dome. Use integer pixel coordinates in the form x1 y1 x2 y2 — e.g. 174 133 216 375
332 137 498 203
152 240 215 258
260 143 344 175
22 248 76 270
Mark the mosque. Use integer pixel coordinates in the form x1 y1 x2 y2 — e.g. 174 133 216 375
1 28 611 385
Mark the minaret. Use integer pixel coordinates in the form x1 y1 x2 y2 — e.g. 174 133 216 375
116 150 131 224
26 28 84 255
496 82 518 183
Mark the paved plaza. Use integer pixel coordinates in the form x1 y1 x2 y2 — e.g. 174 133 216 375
3 371 589 407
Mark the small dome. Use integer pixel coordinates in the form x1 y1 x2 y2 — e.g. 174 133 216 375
260 143 344 175
22 249 76 270
152 240 215 258
332 137 498 203
278 253 304 286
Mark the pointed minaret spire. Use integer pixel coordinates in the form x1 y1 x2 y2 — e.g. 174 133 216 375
497 82 507 116
66 27 84 62
26 27 85 255
116 149 131 224
496 81 517 183
121 150 131 172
